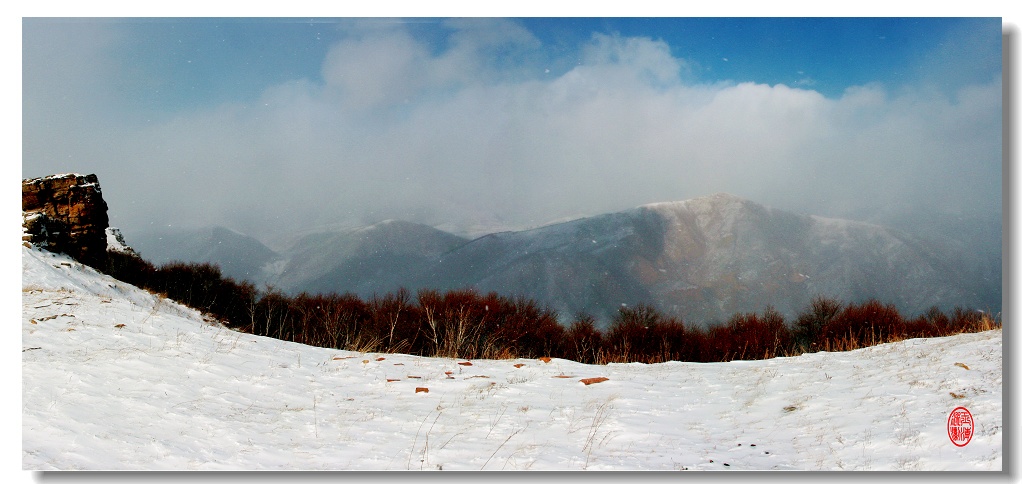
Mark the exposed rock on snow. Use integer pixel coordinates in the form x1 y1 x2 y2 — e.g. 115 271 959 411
22 173 110 268
106 227 138 256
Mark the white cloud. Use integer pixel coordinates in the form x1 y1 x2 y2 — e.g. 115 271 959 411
21 20 1002 240
321 28 431 110
578 33 686 88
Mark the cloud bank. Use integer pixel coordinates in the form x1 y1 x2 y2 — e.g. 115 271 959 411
22 19 1002 243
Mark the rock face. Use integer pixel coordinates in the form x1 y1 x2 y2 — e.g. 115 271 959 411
23 173 110 267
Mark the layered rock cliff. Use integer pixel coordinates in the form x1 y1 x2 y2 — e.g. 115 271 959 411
23 173 110 267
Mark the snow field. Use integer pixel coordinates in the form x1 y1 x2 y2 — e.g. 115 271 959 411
21 246 1001 470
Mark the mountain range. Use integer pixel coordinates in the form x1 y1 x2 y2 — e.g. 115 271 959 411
124 193 1001 327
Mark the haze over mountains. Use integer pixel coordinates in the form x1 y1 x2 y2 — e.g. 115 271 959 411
128 226 278 282
125 194 1001 327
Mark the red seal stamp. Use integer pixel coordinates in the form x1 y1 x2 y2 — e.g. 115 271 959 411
947 406 974 447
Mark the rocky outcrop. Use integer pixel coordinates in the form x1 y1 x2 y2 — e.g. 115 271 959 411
23 173 110 267
106 227 139 256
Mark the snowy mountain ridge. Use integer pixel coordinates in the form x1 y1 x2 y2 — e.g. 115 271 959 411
21 244 1002 470
122 192 1001 326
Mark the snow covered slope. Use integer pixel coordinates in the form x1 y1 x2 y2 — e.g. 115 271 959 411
21 245 1002 470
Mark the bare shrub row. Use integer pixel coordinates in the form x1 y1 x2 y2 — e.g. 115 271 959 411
103 250 562 359
586 298 997 364
102 250 999 364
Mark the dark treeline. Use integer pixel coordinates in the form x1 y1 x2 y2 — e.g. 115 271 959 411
103 250 999 364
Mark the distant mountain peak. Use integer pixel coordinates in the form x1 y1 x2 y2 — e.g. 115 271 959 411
638 193 765 228
641 193 749 210
125 193 999 326
700 192 746 202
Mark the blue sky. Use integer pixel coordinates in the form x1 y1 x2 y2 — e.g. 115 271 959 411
22 17 1003 240
47 18 1000 112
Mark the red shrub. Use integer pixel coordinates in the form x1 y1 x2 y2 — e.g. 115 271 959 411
704 307 790 361
793 296 842 353
368 287 420 353
565 313 604 364
102 247 997 364
818 299 904 349
903 315 937 339
605 304 688 363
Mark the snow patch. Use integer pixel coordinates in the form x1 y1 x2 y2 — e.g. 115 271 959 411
21 245 1003 470
106 227 136 255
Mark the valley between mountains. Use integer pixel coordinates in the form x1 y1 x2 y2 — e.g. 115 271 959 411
127 193 1000 327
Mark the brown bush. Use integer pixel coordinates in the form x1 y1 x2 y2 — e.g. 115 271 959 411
101 248 998 365
605 304 689 363
792 296 842 353
565 313 604 364
817 299 905 351
708 307 792 361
